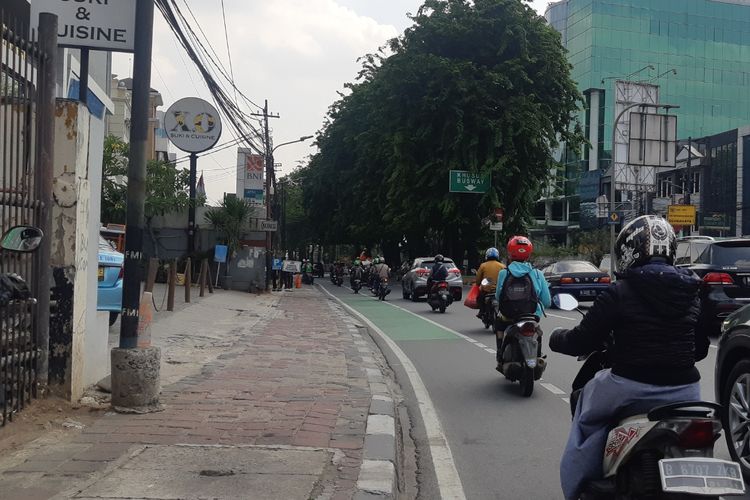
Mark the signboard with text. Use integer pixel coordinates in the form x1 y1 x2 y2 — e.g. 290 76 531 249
260 220 278 232
31 0 137 52
668 205 696 226
238 149 265 206
449 171 490 194
164 98 222 153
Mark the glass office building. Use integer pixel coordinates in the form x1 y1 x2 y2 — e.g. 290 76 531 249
540 0 750 236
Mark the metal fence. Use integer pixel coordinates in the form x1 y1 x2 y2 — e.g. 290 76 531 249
0 11 54 426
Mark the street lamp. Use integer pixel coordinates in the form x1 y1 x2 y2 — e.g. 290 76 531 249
609 102 679 277
265 135 313 290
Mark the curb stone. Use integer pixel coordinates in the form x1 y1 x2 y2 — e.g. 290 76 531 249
326 299 398 499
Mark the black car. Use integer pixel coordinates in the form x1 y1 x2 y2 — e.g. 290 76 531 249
682 239 750 336
715 303 750 477
542 260 611 304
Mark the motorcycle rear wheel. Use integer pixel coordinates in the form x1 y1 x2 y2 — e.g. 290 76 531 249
520 366 534 397
439 305 446 313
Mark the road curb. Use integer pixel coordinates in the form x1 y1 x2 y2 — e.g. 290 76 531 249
324 296 399 499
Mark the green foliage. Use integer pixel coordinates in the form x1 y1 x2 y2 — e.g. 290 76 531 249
575 228 610 265
204 196 253 256
300 0 584 261
101 135 201 225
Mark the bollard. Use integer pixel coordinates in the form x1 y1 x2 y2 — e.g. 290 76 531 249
199 260 207 297
111 346 162 413
145 258 159 293
184 258 192 303
167 261 176 311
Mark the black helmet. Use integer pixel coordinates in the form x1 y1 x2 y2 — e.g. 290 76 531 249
434 254 444 263
615 215 676 272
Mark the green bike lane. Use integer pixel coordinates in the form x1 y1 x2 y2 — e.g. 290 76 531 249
327 285 573 500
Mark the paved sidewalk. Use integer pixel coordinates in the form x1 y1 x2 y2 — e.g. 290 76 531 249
0 287 398 500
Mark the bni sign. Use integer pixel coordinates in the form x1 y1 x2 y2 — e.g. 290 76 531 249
31 0 137 52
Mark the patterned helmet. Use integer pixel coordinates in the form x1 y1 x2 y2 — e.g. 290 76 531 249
485 247 500 260
615 215 676 272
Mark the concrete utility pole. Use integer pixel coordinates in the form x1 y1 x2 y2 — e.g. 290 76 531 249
111 0 161 412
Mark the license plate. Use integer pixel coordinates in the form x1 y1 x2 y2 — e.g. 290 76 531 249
98 267 104 281
580 290 597 297
659 458 745 496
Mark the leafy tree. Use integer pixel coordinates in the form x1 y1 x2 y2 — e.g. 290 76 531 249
301 0 584 266
101 135 199 225
204 196 253 270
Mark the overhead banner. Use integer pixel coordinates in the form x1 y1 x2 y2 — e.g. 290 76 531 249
31 0 137 52
237 149 265 206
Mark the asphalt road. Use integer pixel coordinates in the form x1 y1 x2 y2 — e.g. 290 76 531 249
320 280 741 500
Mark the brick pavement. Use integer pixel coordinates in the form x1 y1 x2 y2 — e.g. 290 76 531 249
0 287 394 500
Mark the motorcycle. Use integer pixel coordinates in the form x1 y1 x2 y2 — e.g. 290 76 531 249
427 280 453 313
479 278 498 330
497 315 546 397
378 277 391 301
352 279 362 293
554 293 745 499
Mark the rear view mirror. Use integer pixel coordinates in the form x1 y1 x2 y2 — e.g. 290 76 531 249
1 226 43 253
553 294 579 311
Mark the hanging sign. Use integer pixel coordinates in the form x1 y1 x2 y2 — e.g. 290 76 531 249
31 0 138 52
164 98 223 153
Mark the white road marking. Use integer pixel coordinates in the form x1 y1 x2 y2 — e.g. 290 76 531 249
484 348 496 354
319 285 467 500
546 313 580 322
540 383 566 396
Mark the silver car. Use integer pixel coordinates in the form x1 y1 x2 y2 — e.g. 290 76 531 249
401 257 463 301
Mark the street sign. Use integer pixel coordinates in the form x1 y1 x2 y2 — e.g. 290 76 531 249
703 213 727 228
494 208 505 222
32 0 137 52
272 259 283 271
490 222 504 231
449 171 490 194
667 205 696 226
608 212 623 225
214 245 228 264
260 220 278 232
164 98 223 153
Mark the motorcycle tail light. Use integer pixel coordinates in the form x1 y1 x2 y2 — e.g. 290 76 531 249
657 419 720 449
519 322 536 336
438 282 448 289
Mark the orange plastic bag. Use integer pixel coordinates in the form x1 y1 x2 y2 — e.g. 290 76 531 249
464 284 480 309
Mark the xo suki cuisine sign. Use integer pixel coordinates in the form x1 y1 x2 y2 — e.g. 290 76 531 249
32 0 138 52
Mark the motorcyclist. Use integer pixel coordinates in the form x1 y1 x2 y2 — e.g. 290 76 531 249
350 259 363 287
427 254 449 294
302 259 314 285
548 215 707 500
374 257 390 282
494 236 551 368
475 247 506 319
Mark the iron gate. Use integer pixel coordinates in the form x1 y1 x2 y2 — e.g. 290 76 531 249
0 10 54 426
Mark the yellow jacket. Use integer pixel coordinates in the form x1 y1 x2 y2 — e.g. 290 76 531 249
476 260 506 293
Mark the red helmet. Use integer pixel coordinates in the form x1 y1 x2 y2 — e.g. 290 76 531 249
507 236 533 262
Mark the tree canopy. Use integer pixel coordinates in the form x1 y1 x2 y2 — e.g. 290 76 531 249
101 135 198 226
300 0 583 264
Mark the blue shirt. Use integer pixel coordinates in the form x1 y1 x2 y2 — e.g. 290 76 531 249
495 261 551 318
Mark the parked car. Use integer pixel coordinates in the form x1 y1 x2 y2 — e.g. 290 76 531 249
401 257 463 302
542 260 611 304
682 238 750 336
97 235 124 326
675 235 715 266
714 303 750 477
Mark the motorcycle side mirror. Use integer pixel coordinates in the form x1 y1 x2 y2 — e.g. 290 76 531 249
553 294 579 311
1 226 43 253
481 278 490 286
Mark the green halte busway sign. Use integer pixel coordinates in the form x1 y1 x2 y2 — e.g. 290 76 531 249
449 170 491 194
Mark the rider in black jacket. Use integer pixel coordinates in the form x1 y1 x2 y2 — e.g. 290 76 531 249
549 215 707 500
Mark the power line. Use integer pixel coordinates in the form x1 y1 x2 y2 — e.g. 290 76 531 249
219 0 237 103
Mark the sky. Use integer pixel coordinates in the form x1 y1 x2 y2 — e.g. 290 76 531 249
113 1 552 203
